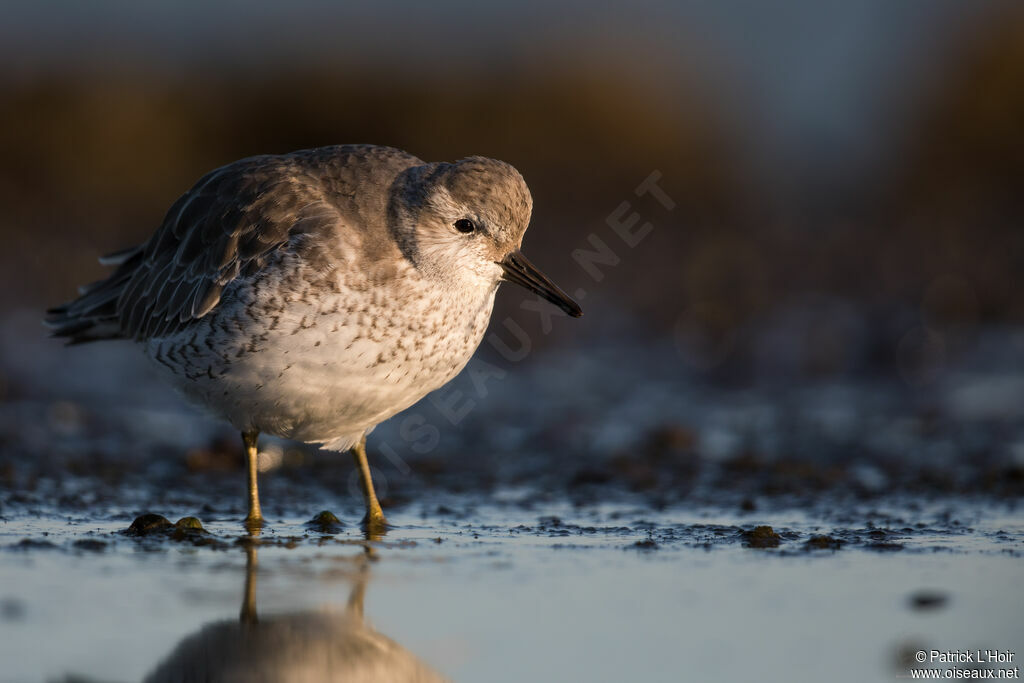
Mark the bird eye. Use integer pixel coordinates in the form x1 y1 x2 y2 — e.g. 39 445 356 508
454 218 476 234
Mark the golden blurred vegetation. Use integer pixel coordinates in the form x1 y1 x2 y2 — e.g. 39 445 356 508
1 4 1022 376
881 7 1024 324
0 59 745 314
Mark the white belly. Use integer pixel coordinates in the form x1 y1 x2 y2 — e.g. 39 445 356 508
145 271 497 452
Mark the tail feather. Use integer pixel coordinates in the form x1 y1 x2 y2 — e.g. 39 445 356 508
45 247 143 344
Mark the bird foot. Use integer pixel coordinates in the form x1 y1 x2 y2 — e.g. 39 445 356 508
360 510 389 540
243 514 265 535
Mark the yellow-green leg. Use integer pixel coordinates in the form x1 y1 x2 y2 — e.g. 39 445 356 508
243 430 264 530
352 435 387 533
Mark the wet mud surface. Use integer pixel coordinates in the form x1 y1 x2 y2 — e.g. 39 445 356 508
1 315 1023 682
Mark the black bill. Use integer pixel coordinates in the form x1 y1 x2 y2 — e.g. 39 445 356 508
498 250 583 318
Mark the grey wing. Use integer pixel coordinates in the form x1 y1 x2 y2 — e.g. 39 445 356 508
120 158 344 340
46 144 424 344
47 155 342 343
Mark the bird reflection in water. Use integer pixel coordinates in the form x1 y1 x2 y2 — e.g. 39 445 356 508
144 538 447 682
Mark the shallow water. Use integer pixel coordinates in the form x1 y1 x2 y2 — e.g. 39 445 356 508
1 499 1021 683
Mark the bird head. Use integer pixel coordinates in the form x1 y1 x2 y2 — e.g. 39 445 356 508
390 156 582 317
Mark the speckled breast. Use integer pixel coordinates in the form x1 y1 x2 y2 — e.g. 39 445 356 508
144 257 497 451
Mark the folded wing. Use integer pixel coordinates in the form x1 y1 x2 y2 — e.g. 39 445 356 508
46 155 342 343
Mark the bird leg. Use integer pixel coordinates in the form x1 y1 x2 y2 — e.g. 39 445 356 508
243 430 264 530
351 435 388 534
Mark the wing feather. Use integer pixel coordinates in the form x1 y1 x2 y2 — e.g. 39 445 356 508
46 144 424 344
114 156 344 340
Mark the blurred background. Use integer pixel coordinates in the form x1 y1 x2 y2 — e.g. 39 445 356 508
1 0 1023 501
3 0 1023 379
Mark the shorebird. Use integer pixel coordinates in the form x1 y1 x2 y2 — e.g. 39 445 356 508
46 145 581 532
